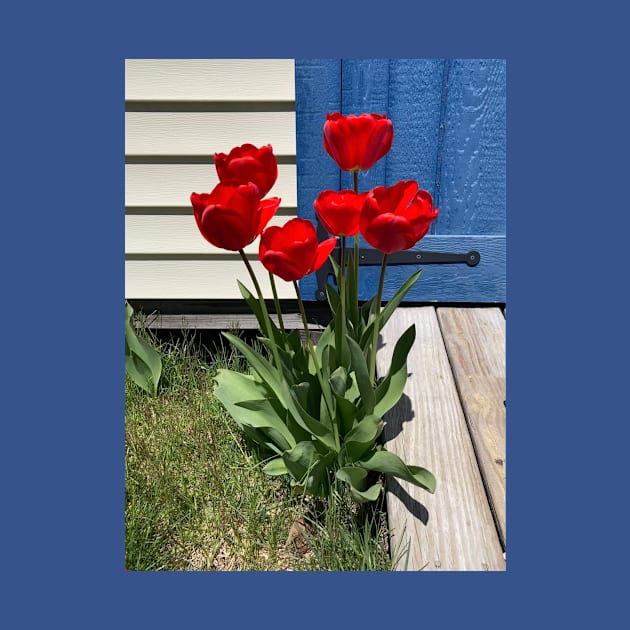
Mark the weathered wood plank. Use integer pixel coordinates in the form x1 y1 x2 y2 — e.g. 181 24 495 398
135 312 323 331
376 307 505 570
437 307 506 547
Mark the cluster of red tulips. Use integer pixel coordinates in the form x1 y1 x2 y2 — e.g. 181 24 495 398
191 112 438 282
190 113 438 503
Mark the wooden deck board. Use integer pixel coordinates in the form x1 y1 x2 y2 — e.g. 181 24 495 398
436 307 506 546
376 307 505 571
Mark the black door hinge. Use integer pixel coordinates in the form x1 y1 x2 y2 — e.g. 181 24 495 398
314 237 480 301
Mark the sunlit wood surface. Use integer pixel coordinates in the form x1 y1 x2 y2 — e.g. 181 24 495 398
376 306 506 571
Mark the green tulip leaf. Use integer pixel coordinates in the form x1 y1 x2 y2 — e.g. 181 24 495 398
345 249 360 329
336 467 382 503
360 296 376 325
378 269 422 331
359 320 376 354
359 450 436 494
283 441 334 496
262 457 289 476
329 366 349 398
241 426 285 456
234 398 296 451
326 282 340 316
373 324 416 417
215 368 271 404
222 332 286 405
124 302 162 397
344 414 383 462
334 392 357 437
319 391 334 434
285 329 305 355
289 385 337 452
315 323 335 365
214 370 293 451
329 255 341 285
237 280 266 331
347 335 375 415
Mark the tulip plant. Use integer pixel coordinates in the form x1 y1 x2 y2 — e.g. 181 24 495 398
190 114 438 503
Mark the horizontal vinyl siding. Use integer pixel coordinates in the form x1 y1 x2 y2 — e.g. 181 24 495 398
125 111 296 156
125 164 297 208
125 214 294 255
125 59 297 300
125 59 296 102
126 260 293 300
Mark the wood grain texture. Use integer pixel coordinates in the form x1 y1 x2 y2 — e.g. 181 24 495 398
377 307 505 570
340 59 390 193
437 59 506 235
125 111 296 156
384 59 445 194
135 312 320 331
125 259 294 300
437 307 506 546
125 59 295 102
125 214 295 255
295 59 341 222
125 164 297 208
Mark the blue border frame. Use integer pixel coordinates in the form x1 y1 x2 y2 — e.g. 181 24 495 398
5 0 623 625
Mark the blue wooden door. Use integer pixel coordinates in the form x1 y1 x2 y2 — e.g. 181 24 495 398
295 59 506 303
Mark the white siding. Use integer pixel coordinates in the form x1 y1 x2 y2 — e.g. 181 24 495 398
125 59 297 300
125 215 294 255
125 111 296 156
125 59 295 101
125 164 297 208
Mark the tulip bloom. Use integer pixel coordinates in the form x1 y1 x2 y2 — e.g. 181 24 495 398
191 182 280 251
323 113 394 172
259 218 337 282
314 189 367 237
214 143 278 198
360 181 439 254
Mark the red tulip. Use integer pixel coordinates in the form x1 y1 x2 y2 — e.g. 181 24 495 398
314 190 367 237
360 181 438 254
259 218 337 282
191 182 280 251
214 143 278 198
323 113 394 172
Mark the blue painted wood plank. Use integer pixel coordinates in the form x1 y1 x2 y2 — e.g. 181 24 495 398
296 59 506 304
339 59 390 195
295 59 341 224
295 59 342 300
358 235 505 303
437 59 506 235
384 59 445 198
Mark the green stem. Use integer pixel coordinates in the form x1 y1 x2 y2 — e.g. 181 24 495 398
369 253 388 385
338 235 347 347
238 249 282 372
339 236 346 292
293 281 340 451
352 170 360 331
269 271 286 334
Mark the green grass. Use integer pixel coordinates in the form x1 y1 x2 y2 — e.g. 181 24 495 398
125 328 397 571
